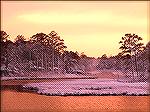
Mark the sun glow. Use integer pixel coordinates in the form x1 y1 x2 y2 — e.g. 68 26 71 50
1 1 149 57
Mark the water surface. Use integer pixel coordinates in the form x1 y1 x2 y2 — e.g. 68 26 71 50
1 90 150 112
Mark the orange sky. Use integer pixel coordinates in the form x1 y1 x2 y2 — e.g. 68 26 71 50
1 1 149 57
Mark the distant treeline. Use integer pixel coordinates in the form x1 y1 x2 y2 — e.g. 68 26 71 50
1 31 150 81
97 34 150 81
1 31 95 77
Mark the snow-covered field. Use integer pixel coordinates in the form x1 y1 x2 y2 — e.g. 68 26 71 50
23 78 150 95
2 70 149 95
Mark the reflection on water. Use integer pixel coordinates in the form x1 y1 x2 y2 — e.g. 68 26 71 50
1 90 150 112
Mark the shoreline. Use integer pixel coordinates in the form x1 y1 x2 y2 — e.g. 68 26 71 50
1 71 149 96
1 76 97 81
2 86 150 96
1 77 97 86
1 79 150 96
1 76 150 112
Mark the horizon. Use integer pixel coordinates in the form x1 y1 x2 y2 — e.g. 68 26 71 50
1 1 149 58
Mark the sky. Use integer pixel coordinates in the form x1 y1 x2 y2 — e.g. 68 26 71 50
1 1 149 58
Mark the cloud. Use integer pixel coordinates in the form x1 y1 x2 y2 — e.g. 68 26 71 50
18 12 112 24
18 11 147 29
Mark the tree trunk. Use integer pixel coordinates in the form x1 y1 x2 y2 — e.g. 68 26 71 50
134 53 138 80
52 47 54 74
131 54 134 81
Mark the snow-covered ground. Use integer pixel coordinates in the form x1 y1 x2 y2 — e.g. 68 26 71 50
23 78 150 95
2 70 149 95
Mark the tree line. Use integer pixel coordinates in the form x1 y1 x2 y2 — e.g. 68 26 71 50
1 31 150 81
96 34 150 82
1 30 95 76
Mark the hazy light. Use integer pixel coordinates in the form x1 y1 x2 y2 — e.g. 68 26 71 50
1 1 149 57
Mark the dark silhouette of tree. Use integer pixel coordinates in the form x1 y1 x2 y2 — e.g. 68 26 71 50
119 33 145 80
14 35 29 64
0 31 20 76
14 35 26 46
146 42 150 73
80 52 94 72
48 31 67 73
30 32 48 45
48 31 67 53
119 34 145 55
80 52 87 59
30 33 49 70
101 54 109 69
1 40 14 69
1 31 11 67
1 31 10 65
30 31 67 53
1 31 9 42
101 54 107 59
96 54 108 70
146 42 150 82
30 31 67 73
63 51 80 73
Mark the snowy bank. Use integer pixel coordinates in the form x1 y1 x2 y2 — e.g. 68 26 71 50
23 79 150 96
